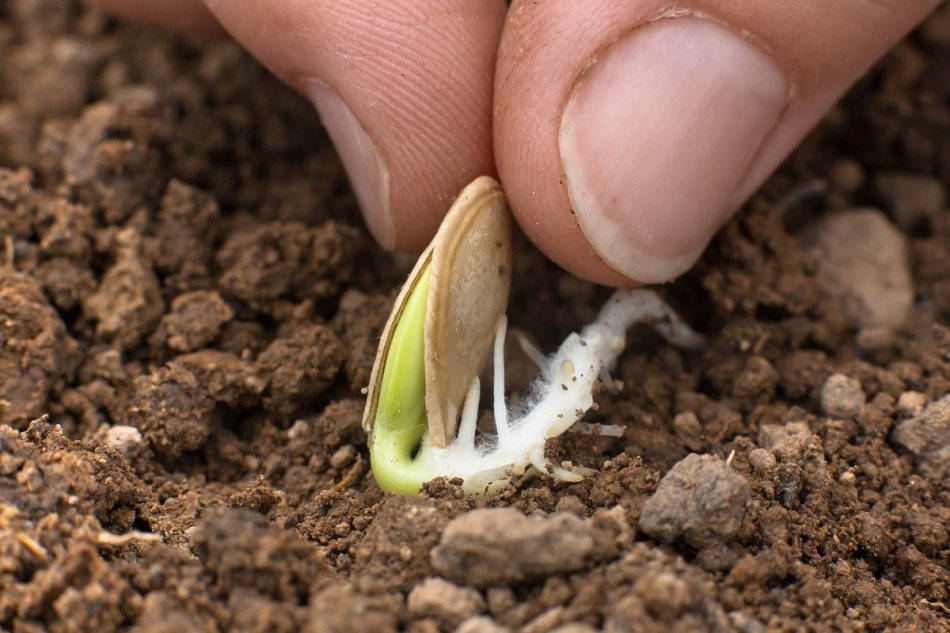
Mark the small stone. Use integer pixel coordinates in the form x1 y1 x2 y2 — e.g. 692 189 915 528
758 421 814 463
431 509 613 587
897 391 928 417
455 616 510 633
829 159 865 193
673 411 704 452
805 209 913 331
747 448 777 474
729 611 767 633
287 419 310 441
638 454 750 549
891 395 950 483
548 625 598 633
821 373 866 419
874 172 945 230
329 445 356 470
104 425 143 455
554 495 586 516
407 578 485 631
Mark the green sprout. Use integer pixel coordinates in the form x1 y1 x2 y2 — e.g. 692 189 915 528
369 263 430 494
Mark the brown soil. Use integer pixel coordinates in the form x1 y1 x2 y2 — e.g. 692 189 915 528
1 2 948 632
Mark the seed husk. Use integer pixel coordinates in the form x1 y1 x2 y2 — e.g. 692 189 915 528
362 176 513 448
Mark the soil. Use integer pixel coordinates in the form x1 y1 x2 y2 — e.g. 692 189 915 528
1 2 948 632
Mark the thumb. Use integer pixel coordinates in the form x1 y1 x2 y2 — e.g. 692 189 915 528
495 0 940 285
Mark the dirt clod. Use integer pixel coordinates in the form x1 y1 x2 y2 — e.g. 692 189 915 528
874 171 945 231
638 454 749 549
890 394 950 484
805 209 913 331
0 272 80 427
126 364 216 459
151 290 233 353
257 325 345 417
821 372 866 419
83 232 165 349
407 577 486 630
431 509 616 587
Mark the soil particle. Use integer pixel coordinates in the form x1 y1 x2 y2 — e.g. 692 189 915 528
890 393 950 484
303 585 402 633
149 290 233 353
0 272 80 428
758 421 815 463
331 289 393 390
217 221 363 316
430 508 624 588
456 616 511 633
172 350 266 408
190 507 330 603
638 454 749 549
103 425 144 457
125 363 216 459
602 543 731 632
256 324 345 417
820 372 866 419
874 171 946 231
83 230 165 349
804 209 913 331
352 496 458 592
407 577 486 631
34 256 98 312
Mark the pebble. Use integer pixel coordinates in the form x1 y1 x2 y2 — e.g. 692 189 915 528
829 159 865 193
431 508 621 587
329 445 356 470
874 172 945 231
673 411 704 452
455 616 510 633
891 394 950 483
638 454 750 549
287 419 310 441
407 578 485 631
805 209 913 331
758 421 814 463
896 391 929 417
747 448 777 474
821 373 866 419
104 425 143 455
547 625 598 633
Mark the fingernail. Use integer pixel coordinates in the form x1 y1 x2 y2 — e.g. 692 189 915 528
307 82 393 248
560 17 788 283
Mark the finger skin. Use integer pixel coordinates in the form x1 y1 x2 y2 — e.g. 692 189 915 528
495 0 939 285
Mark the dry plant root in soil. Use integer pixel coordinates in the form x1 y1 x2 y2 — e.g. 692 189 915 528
0 2 948 632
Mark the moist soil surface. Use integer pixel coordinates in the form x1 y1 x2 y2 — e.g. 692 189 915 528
1 3 949 632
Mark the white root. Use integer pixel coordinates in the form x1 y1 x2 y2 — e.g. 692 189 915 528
413 289 705 495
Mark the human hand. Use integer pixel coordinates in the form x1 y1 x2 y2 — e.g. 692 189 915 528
86 0 939 285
